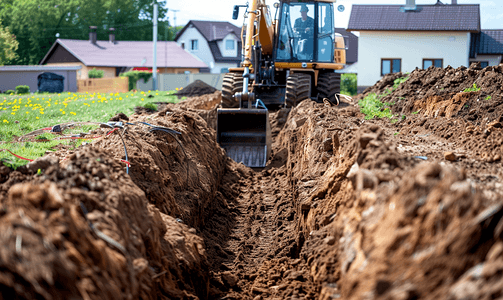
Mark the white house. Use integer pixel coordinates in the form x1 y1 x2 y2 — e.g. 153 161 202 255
347 0 503 90
175 21 242 74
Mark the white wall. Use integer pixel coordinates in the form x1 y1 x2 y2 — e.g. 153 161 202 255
470 54 502 66
213 62 239 74
357 31 471 86
218 33 238 58
176 26 215 72
137 73 225 91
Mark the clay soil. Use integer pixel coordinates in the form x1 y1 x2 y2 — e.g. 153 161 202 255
1 63 503 300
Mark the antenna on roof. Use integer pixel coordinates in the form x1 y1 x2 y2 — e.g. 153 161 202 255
171 9 180 35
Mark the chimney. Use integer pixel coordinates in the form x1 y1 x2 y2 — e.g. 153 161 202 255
89 26 97 44
109 28 116 44
452 0 457 4
405 0 415 8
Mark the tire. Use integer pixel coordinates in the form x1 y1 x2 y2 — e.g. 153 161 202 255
221 72 253 108
317 72 341 105
285 73 311 108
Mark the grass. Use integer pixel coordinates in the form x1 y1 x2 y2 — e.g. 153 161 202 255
358 76 409 120
463 83 481 93
0 89 184 168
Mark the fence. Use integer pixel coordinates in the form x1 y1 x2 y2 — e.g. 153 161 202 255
137 74 225 92
77 77 129 93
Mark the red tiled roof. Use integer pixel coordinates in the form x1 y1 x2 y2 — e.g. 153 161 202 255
40 39 208 68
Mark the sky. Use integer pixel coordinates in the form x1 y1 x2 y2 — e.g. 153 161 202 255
165 0 503 30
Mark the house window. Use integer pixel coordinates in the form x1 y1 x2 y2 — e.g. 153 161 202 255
472 61 489 68
181 42 185 49
423 59 443 69
225 40 234 50
381 59 401 76
190 40 198 51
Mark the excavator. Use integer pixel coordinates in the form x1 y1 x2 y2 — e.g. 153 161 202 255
217 0 346 167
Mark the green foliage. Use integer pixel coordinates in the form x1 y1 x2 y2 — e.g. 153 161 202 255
0 90 180 168
5 89 14 94
463 83 481 93
412 111 419 114
0 20 18 65
121 71 153 91
142 102 157 111
394 132 399 136
358 93 394 120
0 0 169 65
358 76 409 120
88 68 104 79
485 95 492 100
341 73 357 96
15 85 29 94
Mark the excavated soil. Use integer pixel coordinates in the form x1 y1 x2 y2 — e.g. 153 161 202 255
1 63 503 300
175 80 218 98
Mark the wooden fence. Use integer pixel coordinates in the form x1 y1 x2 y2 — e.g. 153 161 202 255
77 77 129 93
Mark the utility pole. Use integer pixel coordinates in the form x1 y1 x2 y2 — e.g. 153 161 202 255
153 2 158 91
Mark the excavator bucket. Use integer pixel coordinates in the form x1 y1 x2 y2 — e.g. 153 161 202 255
217 108 271 167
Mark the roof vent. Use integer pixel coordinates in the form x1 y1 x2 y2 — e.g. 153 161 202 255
401 0 418 11
89 26 97 44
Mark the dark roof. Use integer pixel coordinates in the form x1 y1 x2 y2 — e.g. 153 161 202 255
470 30 503 57
335 28 358 64
208 41 242 63
40 39 207 69
0 65 81 71
175 21 241 42
348 4 480 32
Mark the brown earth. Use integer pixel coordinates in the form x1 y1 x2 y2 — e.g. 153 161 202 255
175 80 218 98
1 63 503 300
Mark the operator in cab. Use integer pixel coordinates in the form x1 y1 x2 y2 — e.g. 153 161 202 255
294 4 314 38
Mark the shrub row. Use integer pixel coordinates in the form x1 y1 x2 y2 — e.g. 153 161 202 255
2 85 30 94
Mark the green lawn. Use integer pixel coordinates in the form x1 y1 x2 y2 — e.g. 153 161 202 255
0 89 183 168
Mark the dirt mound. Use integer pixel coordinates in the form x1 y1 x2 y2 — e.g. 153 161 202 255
0 103 231 298
175 80 217 98
356 63 503 165
358 63 503 119
0 148 209 299
263 99 503 299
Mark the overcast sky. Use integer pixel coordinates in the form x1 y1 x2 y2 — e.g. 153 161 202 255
165 0 502 30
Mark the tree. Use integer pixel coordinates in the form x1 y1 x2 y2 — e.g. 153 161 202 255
0 21 18 65
0 0 168 65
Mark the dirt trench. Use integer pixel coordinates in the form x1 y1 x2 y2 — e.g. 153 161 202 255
1 63 503 300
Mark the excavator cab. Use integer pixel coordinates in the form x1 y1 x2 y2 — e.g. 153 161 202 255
276 2 335 63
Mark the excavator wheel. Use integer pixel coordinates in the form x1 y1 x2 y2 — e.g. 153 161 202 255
285 73 311 108
221 72 240 108
221 72 253 108
317 72 341 105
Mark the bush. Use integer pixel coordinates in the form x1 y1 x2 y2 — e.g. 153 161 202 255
120 71 153 91
5 89 15 95
88 68 104 79
15 85 30 94
341 73 357 95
